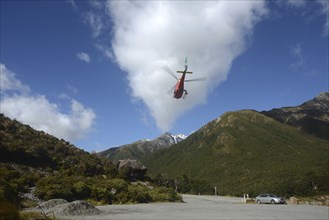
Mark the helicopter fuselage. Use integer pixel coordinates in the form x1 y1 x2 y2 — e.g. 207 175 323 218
174 66 188 99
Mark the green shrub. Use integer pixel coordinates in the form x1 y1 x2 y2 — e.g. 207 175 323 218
90 179 129 204
91 186 112 204
127 185 152 203
35 175 74 201
149 187 182 202
73 181 91 199
0 180 19 206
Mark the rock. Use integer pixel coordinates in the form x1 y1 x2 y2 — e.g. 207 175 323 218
118 159 147 181
38 199 68 210
287 196 329 206
53 200 101 216
19 187 42 203
289 197 298 204
118 159 146 170
324 199 329 206
35 200 101 216
310 200 325 206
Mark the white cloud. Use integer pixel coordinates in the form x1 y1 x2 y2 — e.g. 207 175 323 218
0 64 30 94
95 44 113 60
279 0 329 36
317 0 329 36
0 63 96 142
83 11 103 38
67 84 78 94
285 0 306 7
289 43 305 70
67 0 78 11
77 52 91 63
104 1 267 131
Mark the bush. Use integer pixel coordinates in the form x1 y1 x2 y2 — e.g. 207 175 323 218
90 179 129 204
0 180 19 205
153 174 213 195
73 181 91 200
91 186 112 204
149 187 182 202
127 185 152 203
35 175 74 201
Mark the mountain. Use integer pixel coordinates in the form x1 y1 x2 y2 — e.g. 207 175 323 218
98 132 187 162
261 92 329 140
143 109 329 197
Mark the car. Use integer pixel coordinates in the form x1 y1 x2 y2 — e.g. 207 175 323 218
255 194 286 204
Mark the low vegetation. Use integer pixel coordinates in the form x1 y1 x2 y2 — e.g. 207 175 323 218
152 173 214 195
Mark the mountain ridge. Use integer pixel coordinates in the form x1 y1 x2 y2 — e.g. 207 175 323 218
261 92 329 140
98 132 187 162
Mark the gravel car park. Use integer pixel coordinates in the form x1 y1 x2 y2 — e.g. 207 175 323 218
62 195 328 220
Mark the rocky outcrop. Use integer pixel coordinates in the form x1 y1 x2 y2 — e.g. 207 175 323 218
289 196 329 206
118 159 147 181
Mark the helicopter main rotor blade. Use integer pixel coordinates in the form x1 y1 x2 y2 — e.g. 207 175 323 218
167 85 176 95
162 66 178 80
185 77 207 82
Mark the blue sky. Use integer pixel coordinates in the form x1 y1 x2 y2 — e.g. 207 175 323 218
1 0 328 152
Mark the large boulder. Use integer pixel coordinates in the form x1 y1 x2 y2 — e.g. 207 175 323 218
33 200 101 217
53 200 101 216
289 197 298 204
38 199 68 210
118 159 147 181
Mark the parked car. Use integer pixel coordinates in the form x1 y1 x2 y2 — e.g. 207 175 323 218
255 194 285 204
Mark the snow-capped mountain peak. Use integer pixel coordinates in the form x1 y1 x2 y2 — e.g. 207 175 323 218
170 133 187 144
98 132 188 162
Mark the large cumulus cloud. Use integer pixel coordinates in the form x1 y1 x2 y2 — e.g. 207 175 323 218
106 1 267 131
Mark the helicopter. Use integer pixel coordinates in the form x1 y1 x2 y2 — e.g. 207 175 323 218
163 57 206 99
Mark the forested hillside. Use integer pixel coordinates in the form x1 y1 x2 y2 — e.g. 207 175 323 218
0 114 181 208
143 110 329 197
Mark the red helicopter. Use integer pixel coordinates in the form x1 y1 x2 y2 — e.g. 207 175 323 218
163 57 206 99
